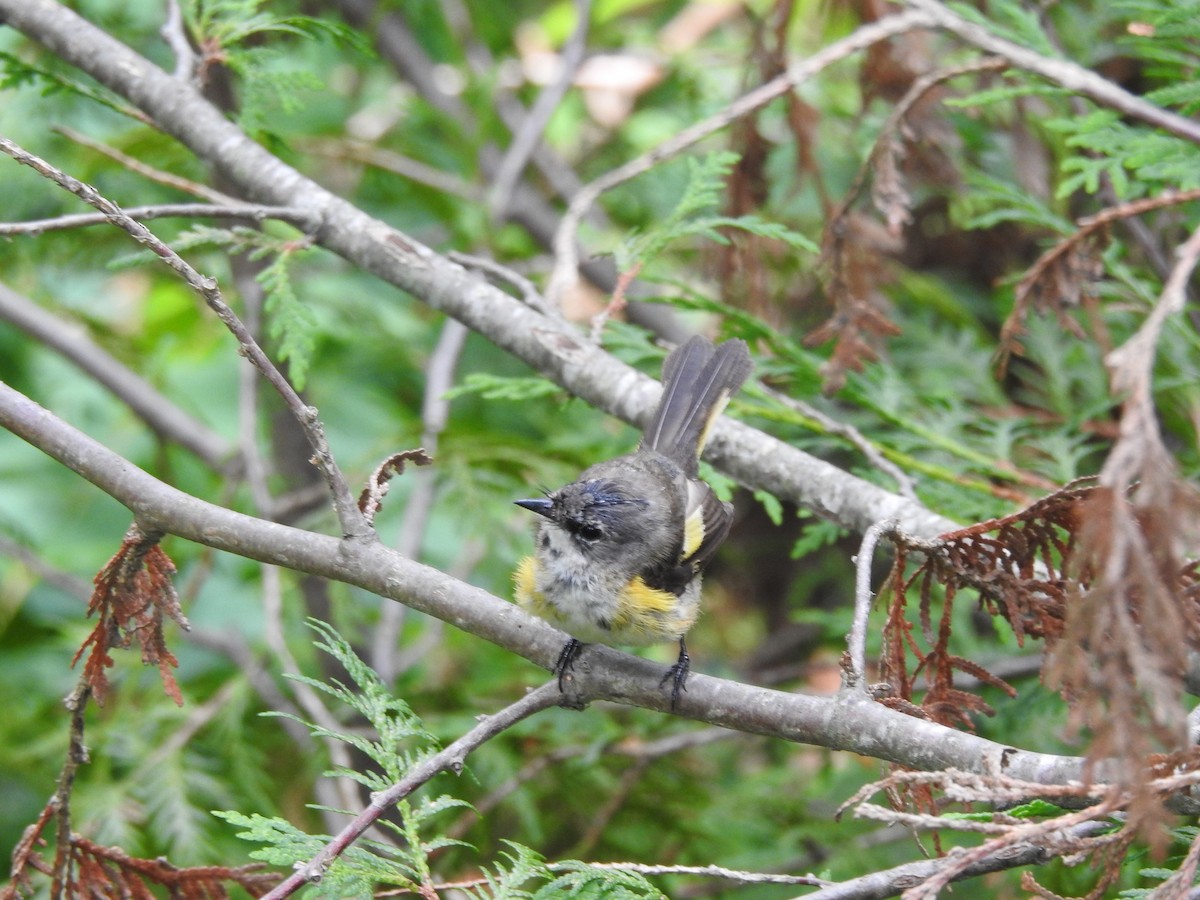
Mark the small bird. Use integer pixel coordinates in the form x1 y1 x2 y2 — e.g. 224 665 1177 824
514 335 753 709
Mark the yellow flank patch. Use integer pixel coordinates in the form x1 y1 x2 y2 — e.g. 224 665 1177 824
683 506 706 560
611 576 693 640
513 556 542 606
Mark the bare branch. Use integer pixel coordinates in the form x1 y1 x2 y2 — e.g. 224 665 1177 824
262 682 563 898
0 380 1129 791
545 8 939 305
55 125 234 202
159 0 197 82
488 0 592 219
0 202 318 235
846 520 901 690
0 136 369 540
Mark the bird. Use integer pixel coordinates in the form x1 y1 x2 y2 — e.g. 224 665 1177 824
514 335 753 709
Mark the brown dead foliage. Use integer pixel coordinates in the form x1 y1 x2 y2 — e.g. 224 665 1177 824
72 524 188 706
879 479 1200 745
1 808 278 900
358 447 435 526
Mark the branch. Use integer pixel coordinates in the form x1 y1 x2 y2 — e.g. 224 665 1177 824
56 125 233 202
846 520 907 690
262 682 564 898
0 201 318 235
545 7 940 304
805 820 1113 900
0 0 952 540
0 135 369 540
486 0 592 219
905 0 1200 147
0 380 1123 791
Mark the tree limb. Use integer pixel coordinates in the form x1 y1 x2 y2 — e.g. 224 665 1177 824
0 0 952 540
0 379 1112 788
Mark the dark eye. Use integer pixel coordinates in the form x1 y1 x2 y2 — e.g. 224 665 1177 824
575 523 603 542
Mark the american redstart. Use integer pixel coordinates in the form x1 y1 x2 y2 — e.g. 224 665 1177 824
514 335 753 709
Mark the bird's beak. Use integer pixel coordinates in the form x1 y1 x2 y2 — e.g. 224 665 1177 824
515 497 554 519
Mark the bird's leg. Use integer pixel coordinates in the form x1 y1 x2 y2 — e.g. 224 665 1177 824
660 636 690 711
554 638 585 691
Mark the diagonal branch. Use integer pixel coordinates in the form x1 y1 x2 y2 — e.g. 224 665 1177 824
0 0 950 540
0 379 1144 797
905 0 1200 146
262 682 564 898
0 135 369 540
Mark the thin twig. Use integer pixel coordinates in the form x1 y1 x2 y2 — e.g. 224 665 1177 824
0 137 370 540
838 56 1009 233
1002 188 1200 366
0 202 318 235
762 384 920 501
159 0 197 82
1102 221 1200 489
55 126 236 203
372 317 469 681
262 682 564 899
50 679 91 900
445 251 548 311
488 0 592 219
567 861 828 888
805 820 1113 899
546 8 939 306
846 519 900 690
901 795 1122 900
305 138 486 202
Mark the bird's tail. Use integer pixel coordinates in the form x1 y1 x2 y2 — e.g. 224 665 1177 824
640 335 752 476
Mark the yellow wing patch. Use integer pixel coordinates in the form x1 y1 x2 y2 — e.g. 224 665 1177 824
682 506 706 561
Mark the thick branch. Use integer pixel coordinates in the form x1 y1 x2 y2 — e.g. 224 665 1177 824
0 380 1101 787
0 0 950 539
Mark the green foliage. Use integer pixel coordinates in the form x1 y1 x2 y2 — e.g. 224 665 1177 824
951 172 1073 233
444 373 566 402
118 223 320 388
181 0 372 134
270 620 438 787
215 623 680 897
257 248 317 390
0 51 142 120
1119 826 1200 897
946 0 1062 56
615 152 817 276
536 861 666 899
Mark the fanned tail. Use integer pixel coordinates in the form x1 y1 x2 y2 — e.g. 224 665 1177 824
640 336 753 476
